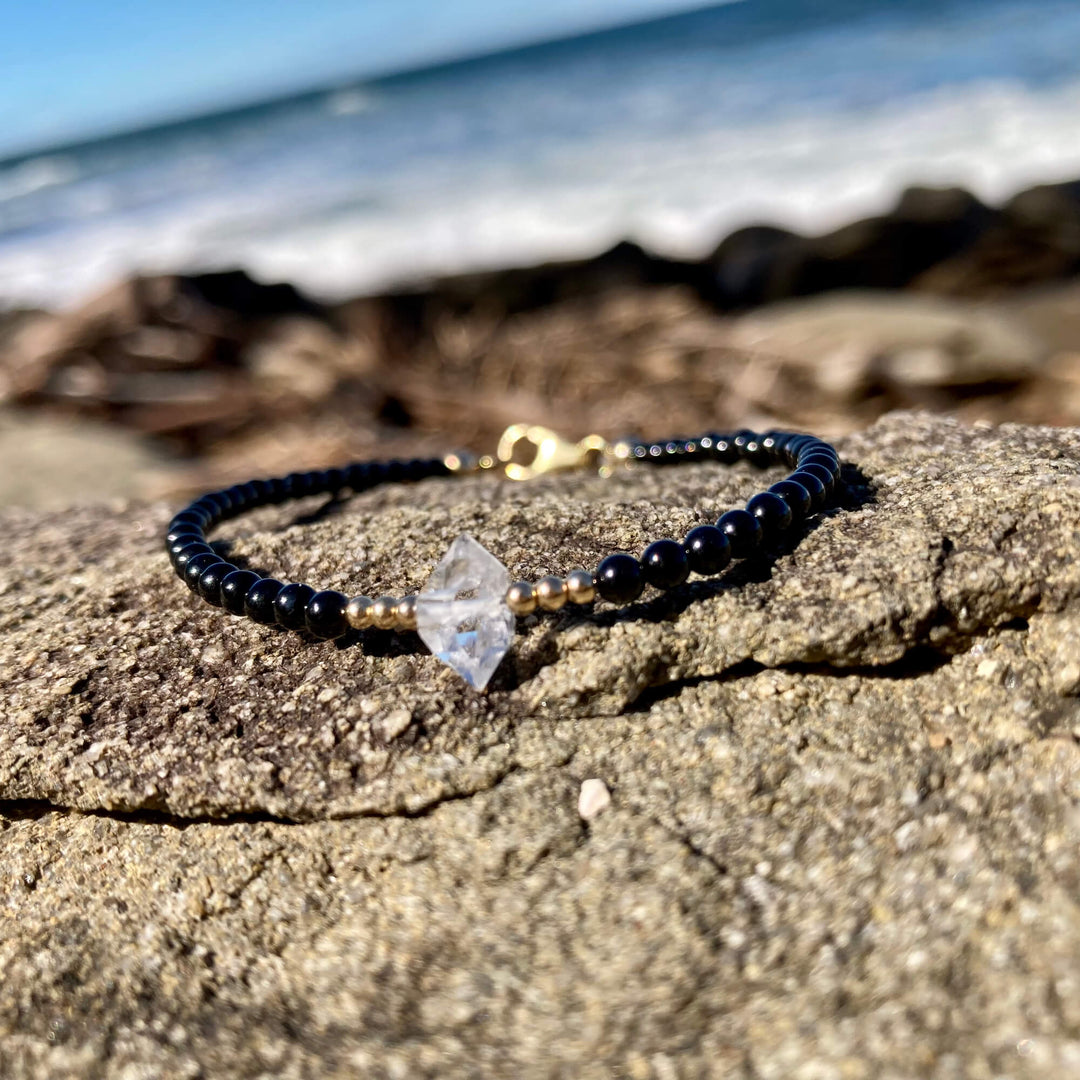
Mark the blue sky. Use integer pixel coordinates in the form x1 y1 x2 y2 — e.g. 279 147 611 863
0 0 711 157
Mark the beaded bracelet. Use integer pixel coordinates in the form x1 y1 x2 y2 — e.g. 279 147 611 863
165 425 842 688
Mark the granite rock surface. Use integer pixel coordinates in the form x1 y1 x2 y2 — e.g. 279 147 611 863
3 412 1080 1077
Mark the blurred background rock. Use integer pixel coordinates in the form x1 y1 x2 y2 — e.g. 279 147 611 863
6 0 1080 504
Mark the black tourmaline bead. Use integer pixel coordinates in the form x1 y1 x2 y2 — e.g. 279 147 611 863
318 468 341 494
198 561 237 605
173 542 214 574
166 525 204 546
798 462 837 497
184 552 224 591
783 435 814 465
711 434 738 465
800 452 841 479
283 472 315 499
596 553 644 605
641 539 689 590
716 509 763 559
304 470 331 494
168 534 204 561
683 524 731 576
220 570 260 615
244 578 285 624
170 509 208 532
345 462 370 490
274 583 316 630
746 492 793 538
789 469 827 510
305 590 349 639
733 429 769 468
768 479 813 521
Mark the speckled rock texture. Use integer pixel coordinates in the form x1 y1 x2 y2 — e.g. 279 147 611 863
3 411 1080 1078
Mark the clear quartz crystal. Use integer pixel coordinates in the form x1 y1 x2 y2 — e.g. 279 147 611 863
416 534 514 689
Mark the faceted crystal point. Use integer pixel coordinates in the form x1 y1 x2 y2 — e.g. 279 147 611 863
416 534 514 689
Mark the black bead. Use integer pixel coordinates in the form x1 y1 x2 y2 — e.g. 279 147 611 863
641 539 689 590
711 435 738 465
733 429 769 468
220 570 260 615
783 435 814 466
323 468 347 494
306 590 349 639
244 578 284 624
716 509 763 559
170 509 208 532
789 469 827 510
596 553 644 605
184 552 224 592
798 462 837 497
800 452 841 479
274 583 316 630
198 561 237 606
166 525 204 547
283 472 315 499
746 492 793 538
345 463 371 490
173 542 214 574
683 525 731 576
169 535 206 562
303 470 331 494
768 479 813 521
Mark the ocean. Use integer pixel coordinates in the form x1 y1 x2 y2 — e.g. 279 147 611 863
4 0 1080 309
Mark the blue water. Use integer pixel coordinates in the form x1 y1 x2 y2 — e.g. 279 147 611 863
4 0 1080 307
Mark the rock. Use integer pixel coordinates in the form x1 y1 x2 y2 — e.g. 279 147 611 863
728 290 1044 407
3 413 1080 1075
708 186 996 307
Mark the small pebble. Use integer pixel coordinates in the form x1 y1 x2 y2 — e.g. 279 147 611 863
578 778 611 821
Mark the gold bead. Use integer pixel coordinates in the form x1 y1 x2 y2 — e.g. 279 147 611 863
505 581 538 616
370 595 399 630
346 595 374 630
536 575 568 611
565 569 596 605
396 595 418 631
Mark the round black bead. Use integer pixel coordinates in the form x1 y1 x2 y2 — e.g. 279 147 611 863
683 525 731 576
305 590 349 639
283 472 315 499
274 583 316 630
244 578 285 624
220 570 261 615
711 435 738 465
170 509 208 532
746 492 793 538
789 469 827 510
800 452 841 479
345 463 371 490
198 561 237 606
596 553 644 605
168 534 204 561
641 539 689 590
716 508 763 559
166 525 204 547
173 542 214 574
798 461 837 497
768 479 813 520
733 429 769 468
184 552 224 592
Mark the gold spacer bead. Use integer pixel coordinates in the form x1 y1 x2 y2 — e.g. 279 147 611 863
396 595 418 631
370 595 399 630
565 569 596 605
536 575 568 612
506 581 538 616
345 595 374 630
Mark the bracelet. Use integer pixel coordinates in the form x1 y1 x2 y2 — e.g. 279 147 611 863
165 425 842 688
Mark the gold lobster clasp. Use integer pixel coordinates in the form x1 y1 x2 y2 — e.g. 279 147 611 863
496 424 612 481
